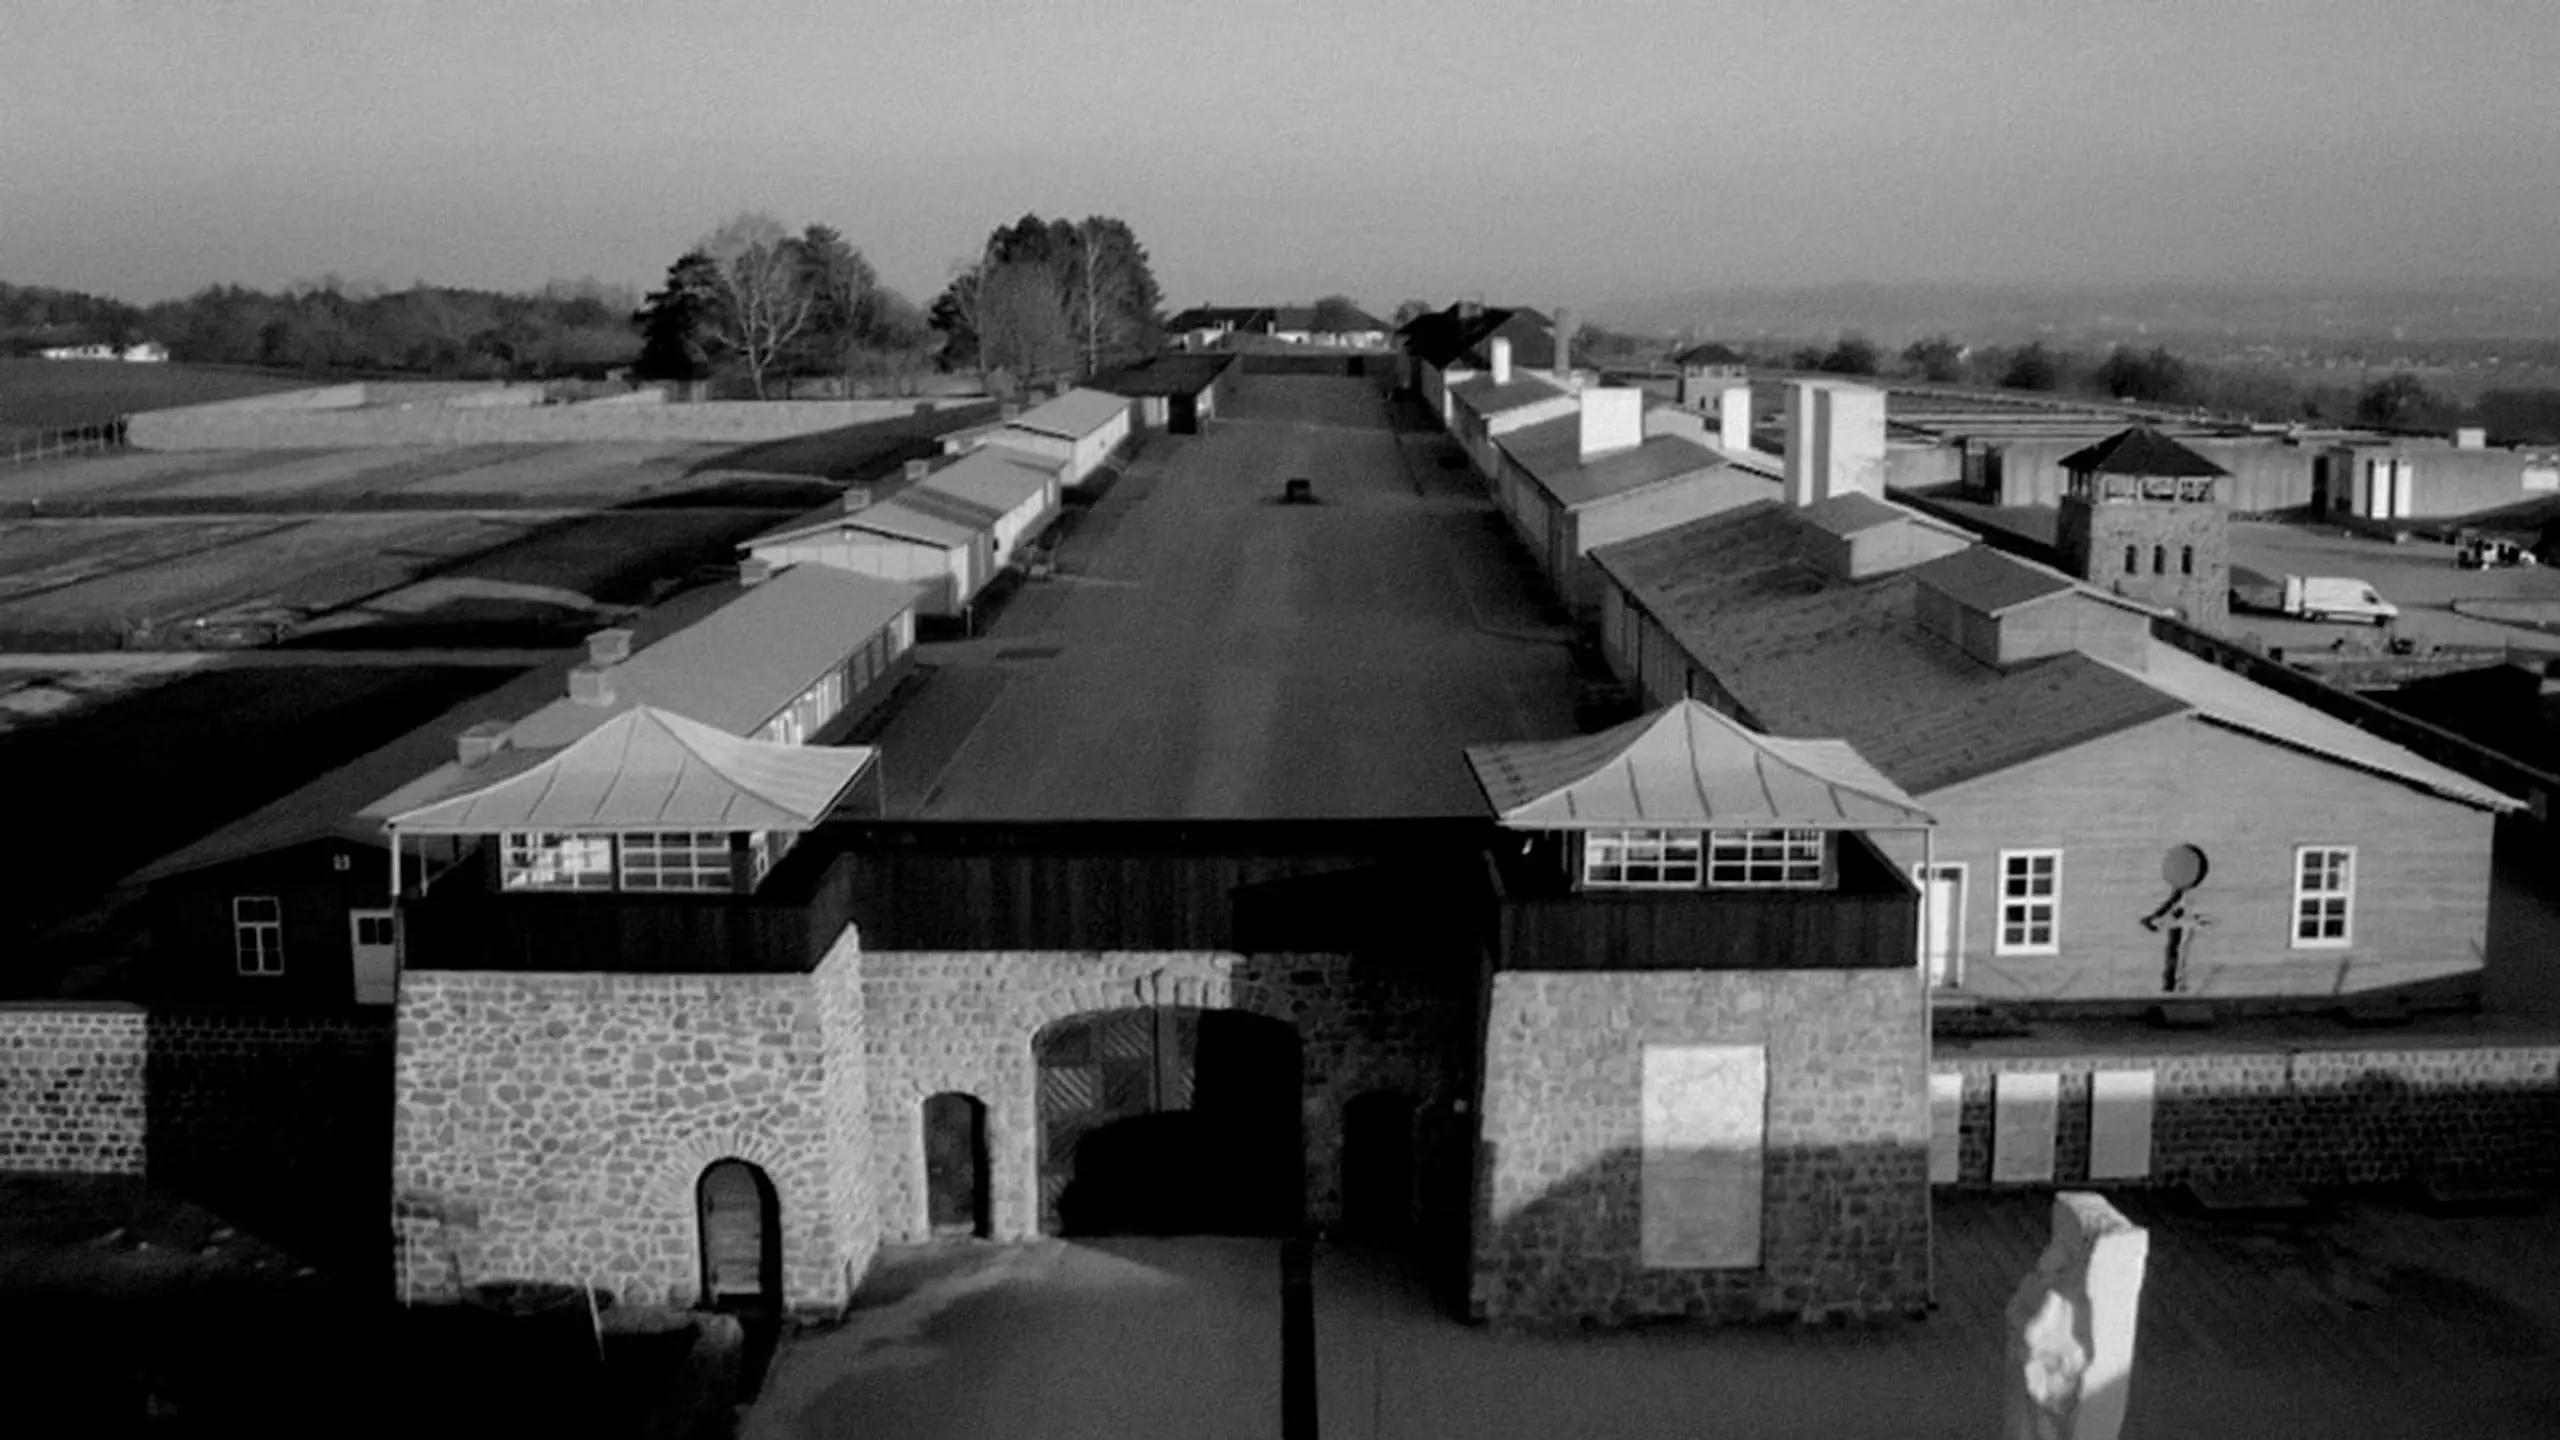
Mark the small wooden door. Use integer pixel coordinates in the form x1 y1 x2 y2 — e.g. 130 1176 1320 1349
348 909 397 1006
923 1093 990 1238
1342 1092 1415 1236
698 1160 775 1306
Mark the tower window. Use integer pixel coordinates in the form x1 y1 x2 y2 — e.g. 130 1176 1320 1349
2181 545 2194 575
2124 545 2139 575
2152 545 2166 575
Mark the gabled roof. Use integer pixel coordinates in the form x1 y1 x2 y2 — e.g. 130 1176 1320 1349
1165 306 1273 331
384 706 874 835
2058 425 2231 478
1003 388 1132 441
1309 305 1388 333
1465 700 1932 831
1092 353 1237 397
1589 501 2520 807
1401 304 1556 370
1270 306 1320 331
504 564 920 749
1905 545 2078 615
1500 416 1747 509
750 490 980 551
914 447 1057 518
1671 343 1749 368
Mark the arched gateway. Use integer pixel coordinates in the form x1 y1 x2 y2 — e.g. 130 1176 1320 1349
1034 1006 1302 1236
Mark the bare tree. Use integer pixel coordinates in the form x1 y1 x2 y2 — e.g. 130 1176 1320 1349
698 212 813 399
1066 219 1132 379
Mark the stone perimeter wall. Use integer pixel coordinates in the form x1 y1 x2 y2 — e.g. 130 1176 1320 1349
128 394 945 450
1474 968 1932 1327
862 950 1476 1244
1936 1043 2560 1189
0 1003 147 1173
390 930 872 1312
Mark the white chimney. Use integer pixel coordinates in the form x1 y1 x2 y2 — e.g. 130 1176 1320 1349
840 486 872 515
739 555 776 586
584 628 633 667
567 665 617 707
905 458 932 482
1718 383 1753 453
2455 426 2486 450
1490 336 1513 386
455 720 511 769
1784 381 1823 507
1577 388 1645 459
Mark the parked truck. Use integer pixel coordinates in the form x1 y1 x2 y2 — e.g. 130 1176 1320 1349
2279 575 2399 626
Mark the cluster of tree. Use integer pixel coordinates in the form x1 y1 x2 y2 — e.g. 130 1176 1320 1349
630 214 932 398
927 215 1163 386
2 276 641 377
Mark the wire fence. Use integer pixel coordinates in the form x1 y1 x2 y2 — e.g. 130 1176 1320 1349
2 417 130 468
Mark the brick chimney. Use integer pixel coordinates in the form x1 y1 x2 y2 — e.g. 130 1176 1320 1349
1490 336 1513 386
567 665 617 707
840 486 872 514
584 628 633 667
905 458 932 482
1553 308 1571 377
455 720 511 769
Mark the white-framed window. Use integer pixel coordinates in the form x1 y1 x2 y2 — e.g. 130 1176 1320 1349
502 831 614 891
351 911 396 948
619 831 734 892
232 896 284 976
1583 829 1705 889
2292 846 2354 947
1995 850 2061 954
1705 829 1826 888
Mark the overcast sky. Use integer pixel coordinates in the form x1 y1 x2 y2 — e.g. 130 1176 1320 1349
7 0 2557 312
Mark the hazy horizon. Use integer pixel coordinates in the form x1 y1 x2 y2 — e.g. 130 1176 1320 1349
7 1 2558 315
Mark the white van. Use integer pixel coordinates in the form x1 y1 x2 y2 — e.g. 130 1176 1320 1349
2281 575 2398 626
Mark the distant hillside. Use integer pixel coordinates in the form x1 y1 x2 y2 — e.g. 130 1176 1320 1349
1595 279 2560 352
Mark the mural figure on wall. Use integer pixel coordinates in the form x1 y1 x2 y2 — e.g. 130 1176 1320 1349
2140 844 2215 995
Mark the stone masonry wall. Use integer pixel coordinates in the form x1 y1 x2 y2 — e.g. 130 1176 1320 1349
1474 968 1931 1327
391 929 868 1312
862 951 1475 1244
0 1003 147 1174
1936 1041 2560 1189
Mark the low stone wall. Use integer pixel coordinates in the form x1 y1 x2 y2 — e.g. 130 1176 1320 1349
128 395 942 450
1934 1040 2560 1189
390 931 872 1312
0 1003 147 1173
1473 969 1931 1327
861 950 1476 1244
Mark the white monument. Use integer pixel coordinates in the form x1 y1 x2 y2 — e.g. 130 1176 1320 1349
2004 1192 2150 1440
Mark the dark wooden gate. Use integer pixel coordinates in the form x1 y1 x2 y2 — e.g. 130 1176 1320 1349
697 1159 779 1307
1036 1006 1301 1236
923 1092 990 1237
1341 1091 1415 1236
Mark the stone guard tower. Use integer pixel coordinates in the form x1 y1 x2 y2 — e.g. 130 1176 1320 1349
2054 426 2232 630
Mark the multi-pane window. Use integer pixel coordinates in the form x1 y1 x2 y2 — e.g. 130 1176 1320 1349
353 913 396 947
502 832 614 891
232 896 283 976
2292 846 2354 947
1705 829 1826 888
1582 829 1705 889
1996 850 2061 954
761 664 850 746
619 832 735 892
744 830 800 889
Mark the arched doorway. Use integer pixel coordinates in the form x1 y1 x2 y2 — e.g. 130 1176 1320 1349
923 1092 991 1239
697 1159 781 1310
1342 1090 1416 1237
1036 1006 1302 1237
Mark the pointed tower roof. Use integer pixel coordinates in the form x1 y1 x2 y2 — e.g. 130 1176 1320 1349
1462 700 1934 831
382 705 873 834
2058 425 2230 478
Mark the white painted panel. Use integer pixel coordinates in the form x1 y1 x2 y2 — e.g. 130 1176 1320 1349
2087 1070 2157 1180
1929 1071 1964 1184
1640 1044 1766 1268
1991 1071 2061 1184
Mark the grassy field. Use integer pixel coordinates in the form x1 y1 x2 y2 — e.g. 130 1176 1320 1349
0 358 313 438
